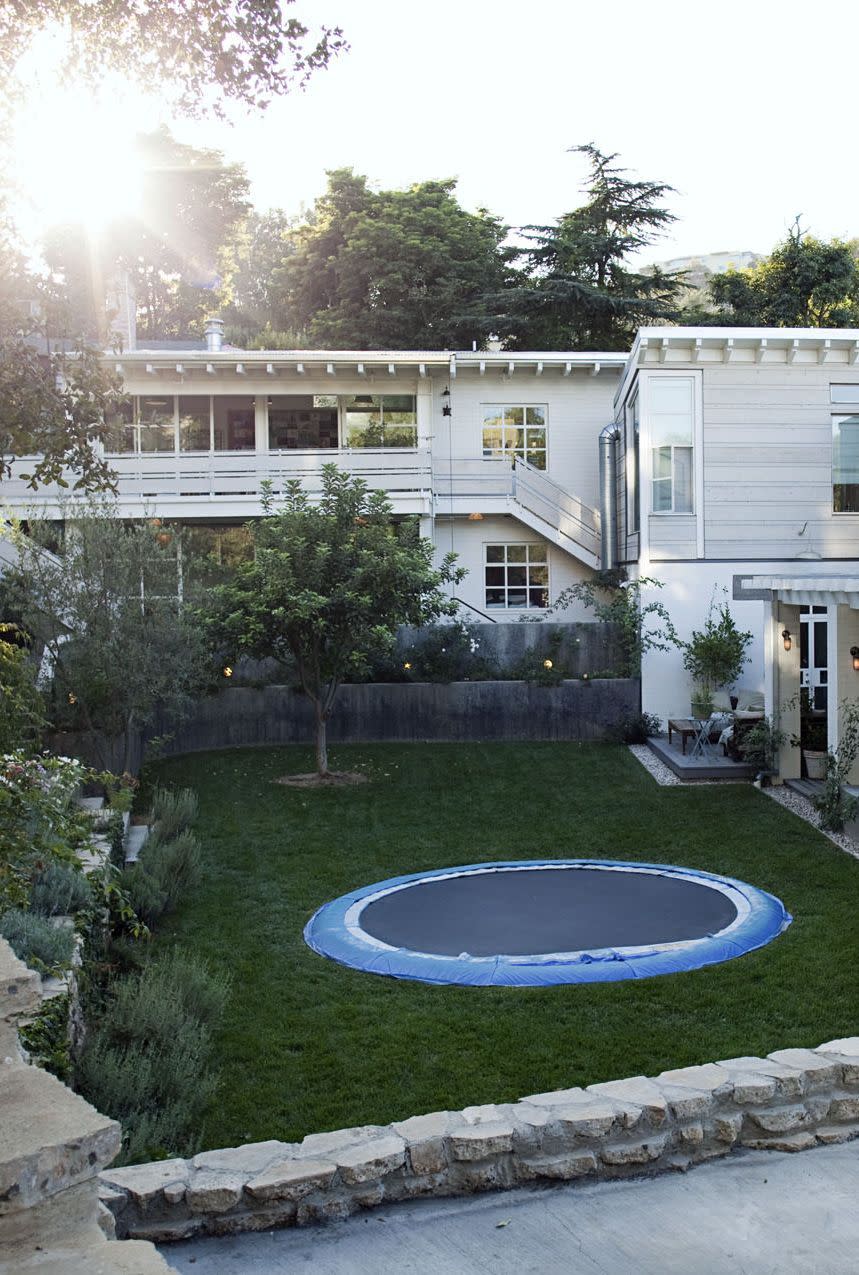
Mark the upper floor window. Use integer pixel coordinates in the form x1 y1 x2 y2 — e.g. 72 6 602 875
833 414 859 512
484 543 549 610
268 395 338 450
482 405 546 469
650 377 693 513
626 392 640 533
344 395 417 448
107 395 256 454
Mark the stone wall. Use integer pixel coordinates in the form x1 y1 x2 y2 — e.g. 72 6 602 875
0 937 174 1273
100 1037 859 1245
52 677 640 773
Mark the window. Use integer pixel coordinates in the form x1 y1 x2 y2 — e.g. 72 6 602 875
178 397 211 451
213 396 255 451
833 415 859 512
484 543 549 610
626 392 640 533
268 395 339 450
138 396 175 453
482 405 546 469
344 395 417 448
106 398 135 453
650 377 693 513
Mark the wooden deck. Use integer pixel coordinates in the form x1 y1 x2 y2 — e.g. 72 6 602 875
647 735 755 782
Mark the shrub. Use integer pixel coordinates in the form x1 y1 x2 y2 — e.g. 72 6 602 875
118 864 169 927
614 712 662 744
141 831 202 910
0 909 76 973
19 993 71 1082
75 951 230 1163
29 862 92 917
149 786 198 841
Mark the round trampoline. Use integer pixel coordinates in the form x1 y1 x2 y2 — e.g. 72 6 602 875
304 859 791 987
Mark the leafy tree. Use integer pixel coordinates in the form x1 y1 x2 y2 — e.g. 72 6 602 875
0 2 346 119
505 144 683 351
278 169 513 348
219 209 300 344
43 128 251 341
0 244 123 489
709 221 859 327
0 625 46 750
682 594 752 693
6 501 212 771
212 466 463 777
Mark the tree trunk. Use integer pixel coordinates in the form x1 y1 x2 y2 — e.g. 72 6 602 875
314 706 329 776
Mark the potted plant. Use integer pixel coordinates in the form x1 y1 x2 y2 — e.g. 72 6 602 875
797 689 828 779
737 716 786 781
683 594 753 720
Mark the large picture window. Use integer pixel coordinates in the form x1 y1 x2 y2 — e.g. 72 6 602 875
344 395 417 448
481 405 547 469
650 377 693 513
833 414 859 512
484 543 549 610
268 395 339 450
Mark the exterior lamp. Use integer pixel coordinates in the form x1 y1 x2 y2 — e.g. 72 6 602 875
851 646 859 672
543 659 553 669
223 666 233 678
467 512 484 521
581 671 590 682
441 386 452 417
781 628 792 652
403 661 412 670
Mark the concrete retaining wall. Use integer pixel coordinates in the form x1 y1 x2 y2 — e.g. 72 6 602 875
99 1037 859 1245
51 677 640 772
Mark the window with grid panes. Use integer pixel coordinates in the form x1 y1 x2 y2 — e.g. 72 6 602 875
481 405 547 469
484 543 549 610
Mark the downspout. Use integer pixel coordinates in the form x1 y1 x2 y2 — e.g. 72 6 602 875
599 423 621 572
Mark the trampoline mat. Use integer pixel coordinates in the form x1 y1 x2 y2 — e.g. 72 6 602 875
359 866 738 957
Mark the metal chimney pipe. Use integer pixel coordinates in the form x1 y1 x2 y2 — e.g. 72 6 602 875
599 423 622 571
204 317 224 353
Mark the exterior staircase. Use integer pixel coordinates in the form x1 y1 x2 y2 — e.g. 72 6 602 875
433 456 601 570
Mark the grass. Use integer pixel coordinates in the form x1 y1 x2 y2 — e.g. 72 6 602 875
147 742 859 1150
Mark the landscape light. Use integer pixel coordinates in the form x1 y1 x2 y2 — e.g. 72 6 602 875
543 659 553 669
223 666 233 678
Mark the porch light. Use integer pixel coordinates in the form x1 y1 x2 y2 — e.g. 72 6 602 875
223 666 233 678
851 646 859 672
468 512 484 521
782 628 792 652
441 387 450 397
543 659 553 669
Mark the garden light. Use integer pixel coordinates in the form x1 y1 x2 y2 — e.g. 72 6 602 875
223 666 233 678
67 692 77 704
543 659 553 669
403 662 412 670
851 646 859 671
782 628 792 651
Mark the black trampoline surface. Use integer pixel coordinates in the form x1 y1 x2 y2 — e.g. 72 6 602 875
358 866 739 957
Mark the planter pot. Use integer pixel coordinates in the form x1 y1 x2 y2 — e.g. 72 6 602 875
803 749 827 780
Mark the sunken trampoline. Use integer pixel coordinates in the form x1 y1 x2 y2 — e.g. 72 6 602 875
304 859 791 986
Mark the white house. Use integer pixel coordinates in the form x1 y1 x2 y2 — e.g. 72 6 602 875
4 321 859 774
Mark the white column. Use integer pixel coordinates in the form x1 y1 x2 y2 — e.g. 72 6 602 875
254 395 268 453
416 381 432 449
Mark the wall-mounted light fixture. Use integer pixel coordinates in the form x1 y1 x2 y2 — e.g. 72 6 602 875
467 512 484 521
851 646 859 672
441 386 452 416
782 628 792 652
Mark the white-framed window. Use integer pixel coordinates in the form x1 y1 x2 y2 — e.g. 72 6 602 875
106 395 256 454
831 385 859 513
484 543 549 610
650 376 694 513
481 405 547 469
626 390 640 533
344 394 417 448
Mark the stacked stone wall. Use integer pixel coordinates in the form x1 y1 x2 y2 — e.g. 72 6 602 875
100 1037 859 1244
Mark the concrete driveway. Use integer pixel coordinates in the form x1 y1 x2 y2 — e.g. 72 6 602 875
161 1141 859 1274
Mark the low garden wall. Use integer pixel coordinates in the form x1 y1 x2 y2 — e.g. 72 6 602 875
99 1037 859 1244
51 677 640 772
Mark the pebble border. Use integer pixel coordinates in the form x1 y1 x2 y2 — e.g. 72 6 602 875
99 1038 859 1244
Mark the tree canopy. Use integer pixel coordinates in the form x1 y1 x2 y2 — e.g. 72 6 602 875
273 169 514 349
0 1 346 118
503 145 684 350
211 466 463 776
707 221 859 327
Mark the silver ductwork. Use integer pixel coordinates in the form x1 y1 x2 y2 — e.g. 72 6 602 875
204 317 225 352
599 423 621 571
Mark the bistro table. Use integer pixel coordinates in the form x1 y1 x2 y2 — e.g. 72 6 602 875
667 718 699 755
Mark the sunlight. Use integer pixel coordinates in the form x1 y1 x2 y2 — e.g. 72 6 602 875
9 31 149 246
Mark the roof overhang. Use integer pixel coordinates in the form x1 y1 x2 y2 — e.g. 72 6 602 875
735 573 859 608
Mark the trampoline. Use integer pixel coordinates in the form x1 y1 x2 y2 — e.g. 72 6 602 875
304 859 791 987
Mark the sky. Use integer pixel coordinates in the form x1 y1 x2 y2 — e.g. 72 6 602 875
10 0 859 266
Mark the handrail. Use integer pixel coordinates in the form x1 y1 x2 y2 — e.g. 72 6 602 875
452 596 498 624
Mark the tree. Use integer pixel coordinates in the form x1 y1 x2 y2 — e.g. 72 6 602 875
548 570 679 677
219 209 300 344
506 144 683 351
43 128 252 341
709 221 859 327
0 2 346 119
6 501 212 771
0 245 123 489
277 169 513 348
212 466 463 778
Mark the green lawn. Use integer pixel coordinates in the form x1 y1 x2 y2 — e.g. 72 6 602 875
148 742 859 1150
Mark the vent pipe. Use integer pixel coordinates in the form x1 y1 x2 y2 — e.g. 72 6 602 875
599 423 621 571
204 317 224 353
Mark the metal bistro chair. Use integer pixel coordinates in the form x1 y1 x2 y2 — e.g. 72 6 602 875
689 715 715 761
